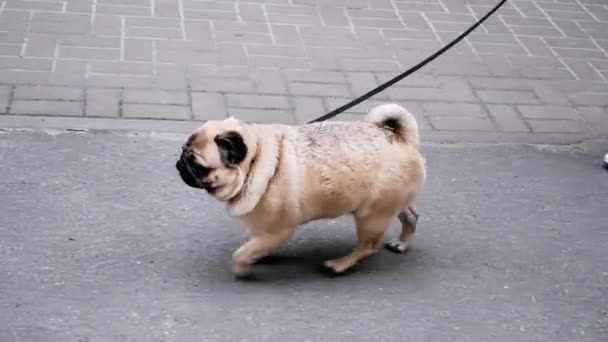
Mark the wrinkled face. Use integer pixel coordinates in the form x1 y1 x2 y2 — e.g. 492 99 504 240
175 120 249 201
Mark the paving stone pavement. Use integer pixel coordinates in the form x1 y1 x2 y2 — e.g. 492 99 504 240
0 0 608 144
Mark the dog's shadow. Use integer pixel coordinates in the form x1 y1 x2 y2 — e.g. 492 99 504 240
195 237 427 284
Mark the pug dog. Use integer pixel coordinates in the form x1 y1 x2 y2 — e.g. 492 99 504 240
175 103 426 277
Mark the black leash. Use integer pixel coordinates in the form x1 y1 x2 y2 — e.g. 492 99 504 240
307 0 508 124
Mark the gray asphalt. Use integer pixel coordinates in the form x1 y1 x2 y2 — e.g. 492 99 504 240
1 130 607 342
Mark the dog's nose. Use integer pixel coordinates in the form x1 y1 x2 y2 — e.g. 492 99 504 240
176 158 184 170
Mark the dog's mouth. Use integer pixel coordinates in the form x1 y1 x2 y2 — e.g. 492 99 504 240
201 182 217 193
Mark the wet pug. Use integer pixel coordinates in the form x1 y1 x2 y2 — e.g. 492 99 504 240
175 103 426 277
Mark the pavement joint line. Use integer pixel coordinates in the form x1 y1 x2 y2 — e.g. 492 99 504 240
513 103 534 132
5 84 16 114
83 86 89 116
120 16 126 61
576 0 600 23
186 75 195 120
177 0 186 41
118 87 124 118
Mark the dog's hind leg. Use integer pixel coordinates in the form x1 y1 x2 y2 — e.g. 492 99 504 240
384 205 419 254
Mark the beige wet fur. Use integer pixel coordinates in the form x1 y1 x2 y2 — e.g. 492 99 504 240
175 103 426 277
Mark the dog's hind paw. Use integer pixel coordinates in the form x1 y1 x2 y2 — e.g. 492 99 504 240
384 239 409 254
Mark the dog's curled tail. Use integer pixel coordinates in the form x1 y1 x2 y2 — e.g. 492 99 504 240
365 103 420 148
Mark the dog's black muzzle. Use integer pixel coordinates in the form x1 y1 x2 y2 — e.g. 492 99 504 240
176 150 201 189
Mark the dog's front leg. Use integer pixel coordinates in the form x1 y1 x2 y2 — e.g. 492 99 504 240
232 229 293 277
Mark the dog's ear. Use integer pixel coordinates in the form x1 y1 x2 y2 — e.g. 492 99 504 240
214 131 248 166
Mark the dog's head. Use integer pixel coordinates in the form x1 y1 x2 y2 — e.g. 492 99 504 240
176 117 251 201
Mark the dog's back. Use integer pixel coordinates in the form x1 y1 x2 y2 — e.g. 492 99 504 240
289 105 425 223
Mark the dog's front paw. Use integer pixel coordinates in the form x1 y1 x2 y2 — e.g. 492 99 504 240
232 262 252 279
321 260 350 276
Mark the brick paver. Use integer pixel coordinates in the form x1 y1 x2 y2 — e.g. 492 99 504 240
0 0 607 144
